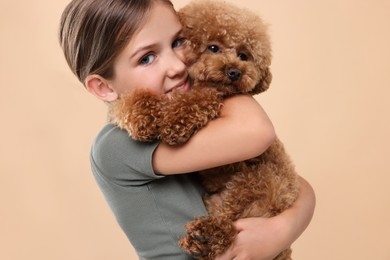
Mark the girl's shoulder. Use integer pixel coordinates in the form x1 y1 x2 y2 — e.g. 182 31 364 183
92 123 158 154
90 124 162 186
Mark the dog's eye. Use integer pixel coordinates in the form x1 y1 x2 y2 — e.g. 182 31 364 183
208 45 220 53
238 53 248 61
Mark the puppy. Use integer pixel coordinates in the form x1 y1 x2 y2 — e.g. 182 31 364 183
111 1 299 259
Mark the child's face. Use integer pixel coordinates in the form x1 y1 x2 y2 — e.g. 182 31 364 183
108 2 190 98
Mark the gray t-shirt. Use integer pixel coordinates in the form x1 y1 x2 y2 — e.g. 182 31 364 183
90 124 207 259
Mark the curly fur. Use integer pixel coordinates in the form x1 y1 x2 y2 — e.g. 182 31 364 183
110 1 299 259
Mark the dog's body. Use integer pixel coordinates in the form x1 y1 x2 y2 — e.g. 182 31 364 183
111 1 299 259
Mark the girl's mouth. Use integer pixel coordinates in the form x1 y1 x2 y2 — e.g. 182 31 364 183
177 79 191 93
166 78 191 96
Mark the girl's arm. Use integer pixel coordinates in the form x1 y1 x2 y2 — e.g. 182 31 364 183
216 176 316 260
153 94 275 175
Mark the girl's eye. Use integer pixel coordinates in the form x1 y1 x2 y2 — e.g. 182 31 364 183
238 53 248 61
172 38 185 48
139 54 155 65
208 45 220 53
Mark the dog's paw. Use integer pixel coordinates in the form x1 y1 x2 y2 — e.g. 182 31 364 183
179 216 236 259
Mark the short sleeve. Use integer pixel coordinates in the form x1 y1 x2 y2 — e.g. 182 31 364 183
90 124 163 186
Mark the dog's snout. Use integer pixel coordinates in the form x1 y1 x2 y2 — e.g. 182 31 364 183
227 68 241 82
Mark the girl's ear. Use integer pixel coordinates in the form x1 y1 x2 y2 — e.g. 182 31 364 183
85 74 118 102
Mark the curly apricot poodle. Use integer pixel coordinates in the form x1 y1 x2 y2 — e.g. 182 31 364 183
110 1 299 259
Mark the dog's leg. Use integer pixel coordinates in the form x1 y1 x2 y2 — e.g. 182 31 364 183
110 89 164 142
159 87 223 145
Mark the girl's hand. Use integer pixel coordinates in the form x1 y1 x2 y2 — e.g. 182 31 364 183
216 176 315 260
215 217 289 260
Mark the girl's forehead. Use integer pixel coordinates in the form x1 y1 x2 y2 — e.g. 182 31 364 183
132 3 180 42
144 2 178 28
120 2 181 58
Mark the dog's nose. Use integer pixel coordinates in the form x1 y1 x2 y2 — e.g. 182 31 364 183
227 68 241 82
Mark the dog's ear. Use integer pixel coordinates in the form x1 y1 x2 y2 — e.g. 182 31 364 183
178 12 204 65
182 35 202 66
250 67 272 95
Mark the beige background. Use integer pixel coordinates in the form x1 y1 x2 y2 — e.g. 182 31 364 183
1 0 389 259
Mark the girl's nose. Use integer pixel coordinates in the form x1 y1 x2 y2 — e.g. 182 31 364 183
166 51 186 78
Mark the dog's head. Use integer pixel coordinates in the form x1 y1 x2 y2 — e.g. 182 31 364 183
178 0 272 96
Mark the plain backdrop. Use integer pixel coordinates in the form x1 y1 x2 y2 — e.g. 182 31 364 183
1 0 390 259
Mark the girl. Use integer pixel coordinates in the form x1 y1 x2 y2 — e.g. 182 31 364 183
59 0 315 259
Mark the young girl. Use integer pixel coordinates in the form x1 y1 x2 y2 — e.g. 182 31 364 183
59 0 315 259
